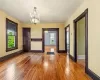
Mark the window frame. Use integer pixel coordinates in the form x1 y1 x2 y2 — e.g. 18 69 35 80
6 18 18 52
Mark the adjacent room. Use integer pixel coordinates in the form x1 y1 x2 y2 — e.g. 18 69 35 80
77 17 85 68
44 30 57 53
0 0 100 80
65 25 70 54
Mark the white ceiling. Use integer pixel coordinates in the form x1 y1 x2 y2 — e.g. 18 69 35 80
0 0 84 23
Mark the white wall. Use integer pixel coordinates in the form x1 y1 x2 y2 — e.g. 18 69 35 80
65 0 100 77
21 23 65 51
0 10 22 57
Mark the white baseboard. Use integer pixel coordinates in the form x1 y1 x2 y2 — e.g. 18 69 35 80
78 55 85 59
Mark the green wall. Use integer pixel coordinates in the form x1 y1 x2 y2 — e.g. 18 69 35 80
77 17 85 55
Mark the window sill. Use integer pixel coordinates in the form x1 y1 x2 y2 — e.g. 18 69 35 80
6 47 18 52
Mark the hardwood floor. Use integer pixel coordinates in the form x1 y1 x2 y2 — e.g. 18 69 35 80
45 46 56 53
77 59 85 68
0 52 92 80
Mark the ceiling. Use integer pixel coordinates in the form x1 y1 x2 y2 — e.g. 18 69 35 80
0 0 84 23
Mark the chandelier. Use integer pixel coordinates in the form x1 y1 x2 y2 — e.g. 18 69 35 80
30 7 40 24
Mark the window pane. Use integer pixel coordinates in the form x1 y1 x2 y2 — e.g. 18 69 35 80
7 30 15 35
50 33 55 44
6 18 18 51
8 35 15 48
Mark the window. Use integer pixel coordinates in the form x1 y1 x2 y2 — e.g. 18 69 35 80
6 18 18 52
50 33 55 44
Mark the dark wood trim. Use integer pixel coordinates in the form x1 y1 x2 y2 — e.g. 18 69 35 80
31 38 42 41
73 8 100 79
42 28 59 53
30 50 43 53
86 69 100 80
0 50 23 62
65 27 67 53
65 24 70 54
69 54 75 61
6 18 18 52
73 9 88 73
42 28 44 52
58 50 66 53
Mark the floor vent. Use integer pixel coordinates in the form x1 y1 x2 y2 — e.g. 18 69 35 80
47 52 54 55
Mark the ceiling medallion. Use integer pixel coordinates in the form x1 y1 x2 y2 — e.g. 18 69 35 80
30 7 40 24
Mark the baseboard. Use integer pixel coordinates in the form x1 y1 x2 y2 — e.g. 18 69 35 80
58 50 66 53
78 55 85 59
69 54 75 61
30 50 43 53
0 50 23 62
86 69 100 80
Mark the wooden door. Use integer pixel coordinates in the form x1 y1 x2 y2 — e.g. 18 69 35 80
23 28 31 52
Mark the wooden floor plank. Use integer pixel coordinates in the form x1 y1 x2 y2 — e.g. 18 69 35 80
0 53 92 80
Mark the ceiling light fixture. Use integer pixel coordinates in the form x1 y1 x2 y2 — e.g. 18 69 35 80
45 30 48 33
30 7 40 24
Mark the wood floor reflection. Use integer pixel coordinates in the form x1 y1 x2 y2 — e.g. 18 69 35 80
45 46 56 53
0 53 92 80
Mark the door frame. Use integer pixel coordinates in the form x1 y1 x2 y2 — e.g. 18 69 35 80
73 9 88 72
42 28 59 52
65 25 70 54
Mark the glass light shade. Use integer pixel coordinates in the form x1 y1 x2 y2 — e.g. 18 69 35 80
31 18 40 23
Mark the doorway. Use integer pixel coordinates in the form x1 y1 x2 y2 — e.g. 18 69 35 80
74 9 88 72
42 28 59 53
23 28 31 52
65 25 70 54
77 17 85 67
